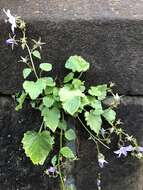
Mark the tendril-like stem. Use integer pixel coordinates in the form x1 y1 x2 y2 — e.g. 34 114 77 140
77 116 110 149
25 43 38 79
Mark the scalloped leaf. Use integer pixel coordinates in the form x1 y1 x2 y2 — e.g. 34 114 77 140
42 107 60 132
58 120 67 131
65 129 76 141
39 63 52 72
102 108 116 123
63 96 80 115
22 131 54 165
59 87 83 102
43 96 54 108
88 85 108 100
60 147 75 159
23 79 46 100
65 55 90 72
88 98 103 115
23 68 32 79
64 72 74 83
85 110 102 135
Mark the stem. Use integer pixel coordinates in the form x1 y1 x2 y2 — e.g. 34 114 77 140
77 116 110 149
96 141 100 154
25 43 38 79
58 129 65 190
78 72 83 79
38 121 44 133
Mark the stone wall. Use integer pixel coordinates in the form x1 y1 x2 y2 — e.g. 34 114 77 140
0 1 143 189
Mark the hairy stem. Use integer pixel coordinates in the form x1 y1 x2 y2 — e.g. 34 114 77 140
58 129 65 190
77 116 110 149
25 43 38 79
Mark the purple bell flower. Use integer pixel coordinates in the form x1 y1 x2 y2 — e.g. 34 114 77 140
114 145 133 158
137 146 143 153
47 166 56 174
6 38 16 44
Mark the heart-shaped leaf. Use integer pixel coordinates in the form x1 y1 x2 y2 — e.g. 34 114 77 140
63 96 80 115
39 63 52 72
88 85 108 100
22 131 54 165
102 108 116 123
32 50 41 59
65 55 90 72
42 107 60 132
43 96 54 108
60 147 75 159
23 68 32 79
65 129 76 141
23 79 47 100
85 110 102 135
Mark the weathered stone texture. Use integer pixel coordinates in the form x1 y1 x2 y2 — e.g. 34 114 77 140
0 97 59 190
0 1 143 95
0 96 143 189
0 1 143 190
75 97 143 190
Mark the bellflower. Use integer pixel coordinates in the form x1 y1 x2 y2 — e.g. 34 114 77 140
114 145 133 158
100 128 106 137
3 9 17 33
137 146 143 153
5 36 17 50
47 166 56 174
98 153 108 168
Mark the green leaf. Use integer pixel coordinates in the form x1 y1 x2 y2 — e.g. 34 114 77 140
42 107 60 132
53 87 59 97
44 86 54 95
102 108 116 123
88 85 108 100
15 92 27 111
23 68 32 79
60 147 75 159
32 50 41 59
23 79 47 100
64 72 74 83
43 96 54 108
59 87 83 115
59 87 83 102
80 96 89 109
72 79 84 89
65 55 90 72
85 110 102 135
39 63 52 72
51 155 57 166
43 77 55 87
22 131 54 165
88 98 103 115
58 120 67 131
65 129 76 141
63 96 80 115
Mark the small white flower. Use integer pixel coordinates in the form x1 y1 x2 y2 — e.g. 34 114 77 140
98 153 108 168
113 93 121 105
3 9 17 33
100 128 106 137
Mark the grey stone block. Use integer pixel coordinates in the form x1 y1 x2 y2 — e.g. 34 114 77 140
75 97 143 190
0 1 143 95
0 96 59 190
